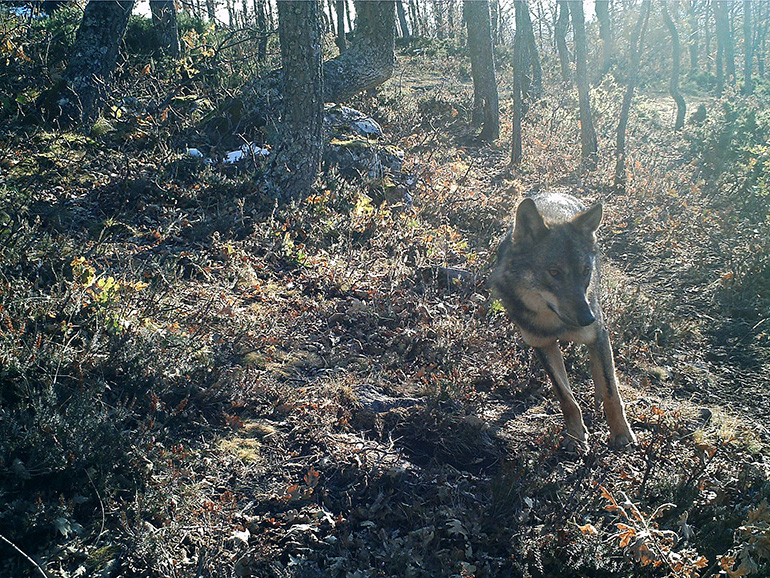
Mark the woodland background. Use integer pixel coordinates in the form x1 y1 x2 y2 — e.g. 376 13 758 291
0 0 769 576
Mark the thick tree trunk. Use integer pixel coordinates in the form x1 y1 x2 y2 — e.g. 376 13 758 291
323 1 396 102
614 0 651 190
272 0 324 199
150 0 180 58
464 0 499 141
513 0 542 100
661 2 686 130
48 0 135 127
595 0 611 82
743 0 752 94
568 0 597 170
554 0 570 83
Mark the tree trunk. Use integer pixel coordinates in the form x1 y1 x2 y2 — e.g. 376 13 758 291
256 0 268 61
685 0 699 72
513 0 542 100
464 0 499 141
409 0 421 36
396 0 410 39
714 0 728 94
661 2 686 130
614 0 651 190
273 0 324 200
743 0 752 94
48 0 135 127
150 0 181 58
434 0 446 39
595 0 611 82
206 0 217 22
569 0 597 170
554 0 570 83
725 1 736 84
511 22 524 166
335 0 346 51
756 3 767 77
323 1 396 102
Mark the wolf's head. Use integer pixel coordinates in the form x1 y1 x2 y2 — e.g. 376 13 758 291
494 197 603 331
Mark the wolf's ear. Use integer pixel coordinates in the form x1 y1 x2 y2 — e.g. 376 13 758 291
513 198 547 245
572 202 603 238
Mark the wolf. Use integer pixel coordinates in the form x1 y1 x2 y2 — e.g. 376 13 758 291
490 192 636 450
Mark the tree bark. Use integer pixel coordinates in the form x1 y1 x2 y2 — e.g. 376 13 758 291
661 2 686 130
513 0 542 100
595 0 612 82
568 0 597 170
743 0 752 94
47 0 135 127
272 0 324 199
150 0 181 58
256 0 269 61
323 1 396 103
335 0 346 51
713 0 729 94
554 0 570 83
511 32 524 167
464 0 499 141
614 0 651 190
396 0 410 39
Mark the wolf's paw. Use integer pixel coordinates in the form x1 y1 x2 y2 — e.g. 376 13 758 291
563 430 589 453
609 431 637 449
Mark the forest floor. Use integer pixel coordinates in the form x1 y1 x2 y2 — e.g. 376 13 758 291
1 49 769 578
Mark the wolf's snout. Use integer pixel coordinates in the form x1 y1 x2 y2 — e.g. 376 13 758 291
576 308 596 327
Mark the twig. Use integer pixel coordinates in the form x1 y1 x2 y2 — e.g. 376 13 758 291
0 532 50 578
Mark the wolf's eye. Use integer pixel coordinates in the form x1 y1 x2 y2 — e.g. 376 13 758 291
549 268 561 278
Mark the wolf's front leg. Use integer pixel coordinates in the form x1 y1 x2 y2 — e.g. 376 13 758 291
534 342 589 451
587 329 637 448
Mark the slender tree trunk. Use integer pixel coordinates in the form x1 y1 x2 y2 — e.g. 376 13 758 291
256 0 268 61
335 0 346 51
554 0 570 83
273 0 324 199
614 0 651 190
725 1 736 83
396 0 410 39
345 0 353 33
686 0 699 72
48 0 135 127
511 24 524 166
434 0 445 39
757 3 768 77
569 0 597 170
705 0 712 74
713 0 728 94
150 0 181 58
595 0 612 82
409 0 420 36
323 1 396 102
206 0 217 22
465 0 499 141
661 2 686 130
743 0 752 94
514 0 542 100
